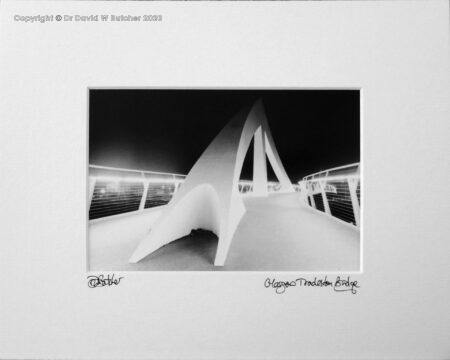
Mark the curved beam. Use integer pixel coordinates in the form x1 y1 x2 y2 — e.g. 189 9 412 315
129 184 221 263
129 99 294 265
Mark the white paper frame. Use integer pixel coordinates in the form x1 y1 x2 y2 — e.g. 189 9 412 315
0 1 449 359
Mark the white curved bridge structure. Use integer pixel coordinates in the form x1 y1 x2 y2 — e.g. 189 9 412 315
129 99 294 266
87 102 360 271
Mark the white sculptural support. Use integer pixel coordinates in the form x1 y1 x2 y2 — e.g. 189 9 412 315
129 99 294 266
252 126 268 196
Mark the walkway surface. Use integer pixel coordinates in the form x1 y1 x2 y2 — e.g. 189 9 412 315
88 193 360 271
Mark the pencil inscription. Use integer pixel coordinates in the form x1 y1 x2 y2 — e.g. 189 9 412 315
264 276 359 294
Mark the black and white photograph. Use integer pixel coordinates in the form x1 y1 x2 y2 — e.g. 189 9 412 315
1 1 449 359
88 90 361 271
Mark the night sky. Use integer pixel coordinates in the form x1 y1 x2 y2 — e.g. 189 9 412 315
89 89 359 181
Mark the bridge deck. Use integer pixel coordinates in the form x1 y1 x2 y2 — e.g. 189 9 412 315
88 193 360 271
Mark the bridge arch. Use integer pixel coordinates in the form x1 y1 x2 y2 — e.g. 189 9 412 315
129 99 294 265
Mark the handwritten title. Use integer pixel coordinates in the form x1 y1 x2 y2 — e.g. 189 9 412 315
264 276 359 294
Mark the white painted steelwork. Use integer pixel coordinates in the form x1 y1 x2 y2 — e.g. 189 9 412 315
299 163 360 227
129 100 294 265
88 167 299 221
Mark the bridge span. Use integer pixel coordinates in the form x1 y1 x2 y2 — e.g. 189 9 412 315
89 189 360 272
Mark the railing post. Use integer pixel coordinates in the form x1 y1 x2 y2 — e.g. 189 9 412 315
309 182 316 209
89 177 96 208
348 177 360 227
139 172 150 211
320 180 331 214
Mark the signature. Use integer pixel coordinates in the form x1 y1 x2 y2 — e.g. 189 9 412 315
87 274 123 288
264 276 360 294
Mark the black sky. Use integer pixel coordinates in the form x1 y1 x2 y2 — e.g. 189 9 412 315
89 89 360 181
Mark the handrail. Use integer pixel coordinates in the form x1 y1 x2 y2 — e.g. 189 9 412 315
302 162 359 180
299 163 360 227
90 164 186 177
88 164 299 220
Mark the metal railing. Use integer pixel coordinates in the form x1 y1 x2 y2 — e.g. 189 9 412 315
237 180 295 194
298 163 360 227
89 165 300 220
89 165 186 220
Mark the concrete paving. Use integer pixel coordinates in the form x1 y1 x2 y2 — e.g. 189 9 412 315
88 193 360 271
